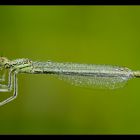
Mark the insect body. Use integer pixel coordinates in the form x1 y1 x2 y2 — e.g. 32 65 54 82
0 57 139 106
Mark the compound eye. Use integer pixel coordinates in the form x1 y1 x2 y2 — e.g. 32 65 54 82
4 63 10 69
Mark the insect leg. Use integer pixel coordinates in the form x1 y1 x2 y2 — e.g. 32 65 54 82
0 69 14 92
0 71 18 106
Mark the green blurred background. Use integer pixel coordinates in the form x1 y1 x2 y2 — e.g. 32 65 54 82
0 6 140 134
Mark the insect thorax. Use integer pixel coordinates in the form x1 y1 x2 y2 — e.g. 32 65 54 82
10 58 32 70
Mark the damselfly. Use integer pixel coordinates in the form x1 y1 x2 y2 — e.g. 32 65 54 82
0 57 139 106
